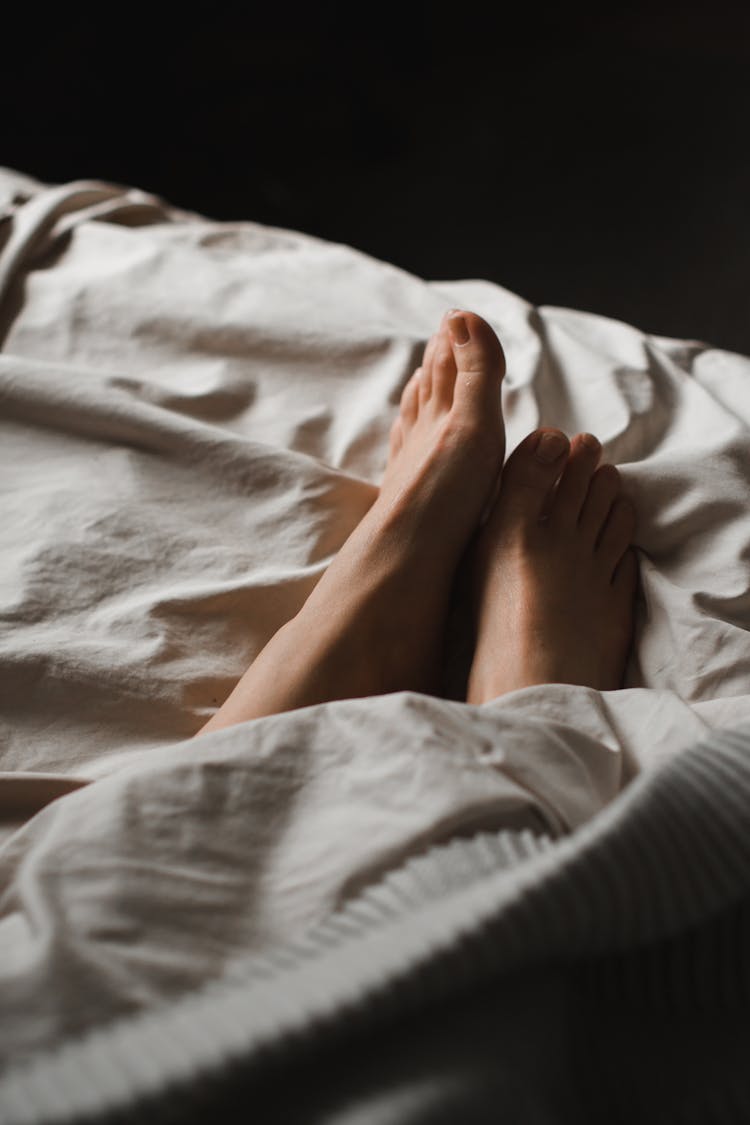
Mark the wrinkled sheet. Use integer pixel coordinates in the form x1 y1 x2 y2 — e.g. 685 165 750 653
1 167 750 1068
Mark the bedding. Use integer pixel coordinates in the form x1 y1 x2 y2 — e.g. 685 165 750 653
1 166 750 1088
2 722 749 1124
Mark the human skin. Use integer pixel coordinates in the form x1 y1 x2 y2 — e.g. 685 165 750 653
196 309 636 735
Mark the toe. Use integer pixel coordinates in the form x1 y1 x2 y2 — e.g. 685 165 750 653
549 433 602 528
597 494 637 578
425 326 455 410
400 367 420 428
447 310 506 418
412 334 437 411
421 332 438 376
579 464 621 544
494 428 570 525
388 415 404 461
418 353 434 406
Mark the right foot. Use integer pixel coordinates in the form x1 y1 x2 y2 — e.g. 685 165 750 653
198 309 506 732
466 429 638 704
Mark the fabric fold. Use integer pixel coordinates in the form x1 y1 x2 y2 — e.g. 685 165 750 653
1 724 748 1125
2 166 750 1120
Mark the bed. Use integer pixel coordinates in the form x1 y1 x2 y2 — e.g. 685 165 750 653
1 167 749 1123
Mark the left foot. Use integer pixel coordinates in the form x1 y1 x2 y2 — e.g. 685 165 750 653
466 429 638 704
198 310 506 732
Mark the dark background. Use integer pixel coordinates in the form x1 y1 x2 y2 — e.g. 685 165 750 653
5 2 750 352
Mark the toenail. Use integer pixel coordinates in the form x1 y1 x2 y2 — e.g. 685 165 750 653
581 433 601 450
448 315 470 346
536 431 568 462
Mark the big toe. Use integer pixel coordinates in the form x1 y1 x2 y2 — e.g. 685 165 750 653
495 428 571 525
447 310 506 418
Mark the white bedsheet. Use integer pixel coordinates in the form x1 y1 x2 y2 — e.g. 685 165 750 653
1 168 750 1068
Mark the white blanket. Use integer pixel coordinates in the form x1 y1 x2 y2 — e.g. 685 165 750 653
2 168 750 1068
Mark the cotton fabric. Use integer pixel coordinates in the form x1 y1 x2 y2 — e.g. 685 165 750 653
1 167 750 1071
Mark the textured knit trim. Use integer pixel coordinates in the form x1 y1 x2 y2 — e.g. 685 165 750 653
1 725 749 1124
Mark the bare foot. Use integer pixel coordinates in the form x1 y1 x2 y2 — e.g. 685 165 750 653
466 429 638 704
198 310 506 732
